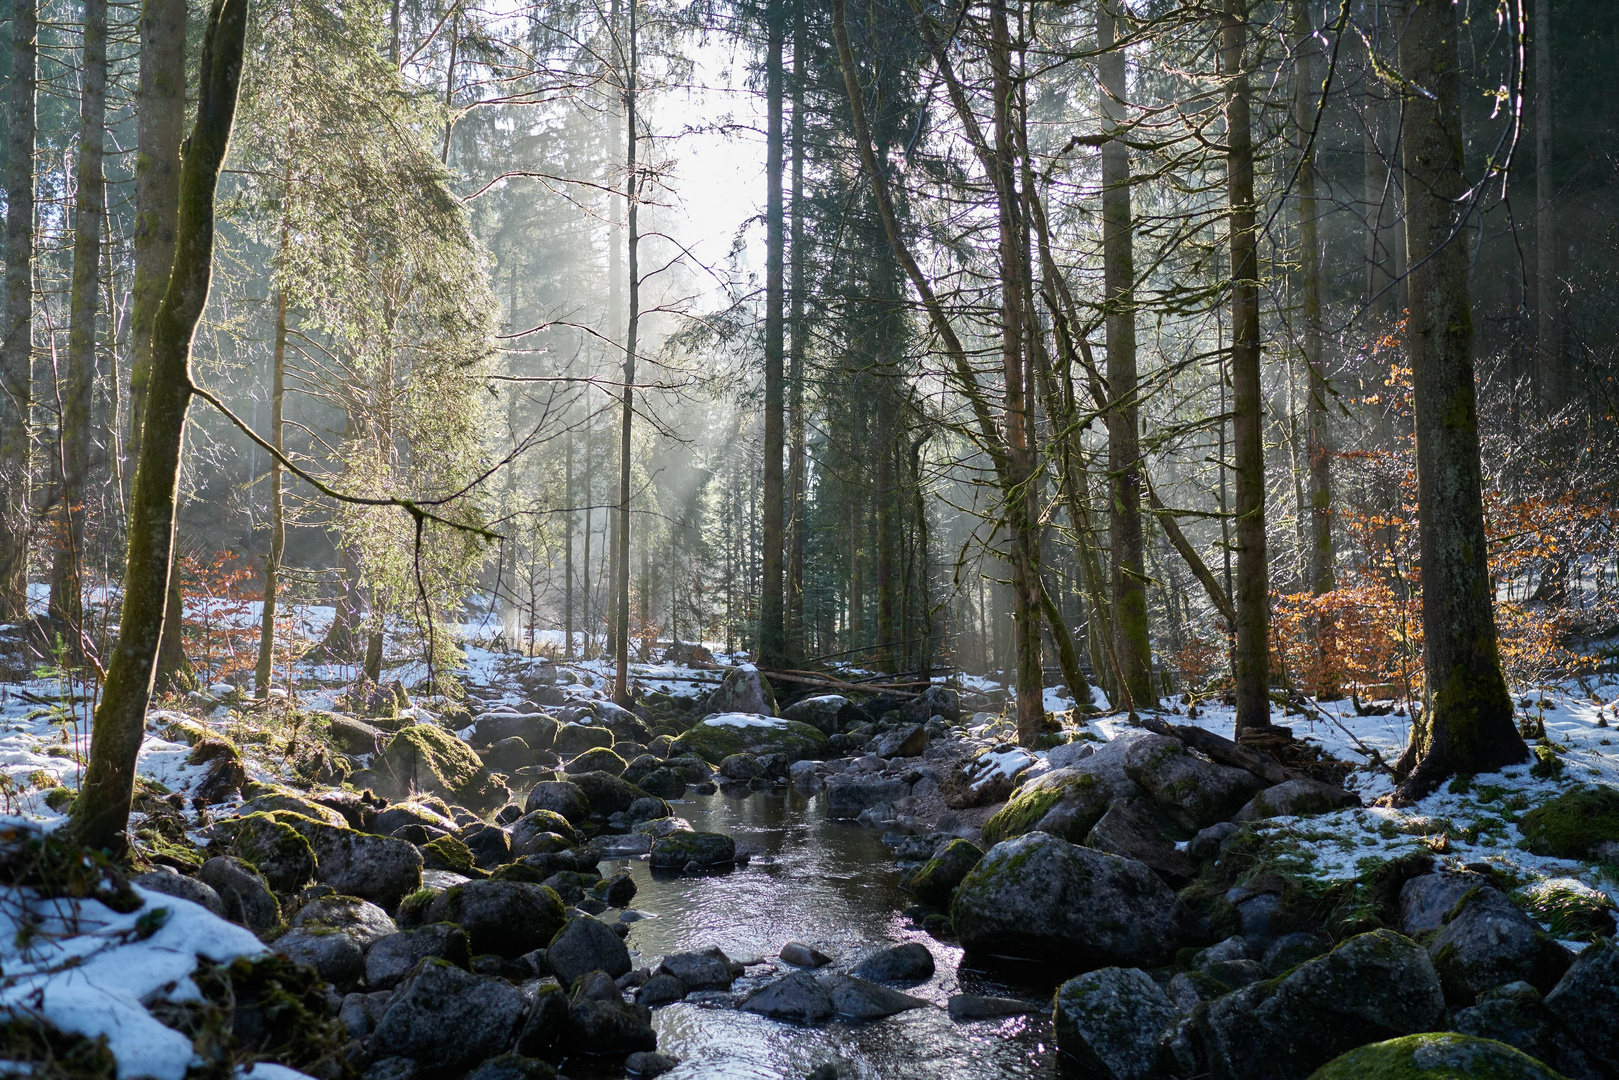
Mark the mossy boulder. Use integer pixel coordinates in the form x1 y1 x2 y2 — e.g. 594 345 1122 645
267 811 422 909
649 831 737 870
238 792 349 828
672 714 828 765
1308 1033 1570 1080
1517 785 1619 860
563 746 627 776
208 812 318 892
1121 732 1267 832
702 664 778 716
425 880 567 957
1054 966 1181 1079
568 771 650 817
374 723 508 811
982 768 1112 847
422 834 475 874
553 723 615 757
905 839 984 907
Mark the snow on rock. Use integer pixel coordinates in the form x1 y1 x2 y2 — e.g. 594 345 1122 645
0 883 274 1080
702 713 788 730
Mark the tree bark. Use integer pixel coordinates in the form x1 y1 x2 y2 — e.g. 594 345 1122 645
1534 0 1561 411
71 0 247 850
50 0 109 639
1098 0 1153 708
253 282 287 696
1393 0 1527 798
785 0 807 663
0 0 36 622
1223 0 1270 736
758 0 787 669
612 0 639 704
1295 0 1333 599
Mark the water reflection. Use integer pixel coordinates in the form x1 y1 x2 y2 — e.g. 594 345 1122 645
566 789 1056 1079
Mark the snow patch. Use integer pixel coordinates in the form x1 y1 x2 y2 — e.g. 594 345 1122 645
702 713 786 730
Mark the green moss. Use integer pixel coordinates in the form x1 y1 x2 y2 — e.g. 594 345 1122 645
422 835 475 873
374 724 504 809
206 812 317 892
1307 1032 1569 1080
670 718 828 765
566 746 627 775
1518 785 1619 860
1516 878 1617 942
1530 744 1564 780
981 772 1103 847
0 1019 117 1080
185 954 353 1080
0 828 142 912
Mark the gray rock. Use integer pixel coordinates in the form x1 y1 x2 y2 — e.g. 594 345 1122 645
781 695 860 735
1054 966 1180 1080
554 722 615 756
569 770 650 816
474 712 558 750
485 737 536 775
525 780 591 823
291 894 397 948
1399 872 1488 935
980 765 1123 846
818 973 927 1019
1233 778 1359 821
374 801 458 836
197 856 280 930
825 774 912 819
1084 799 1195 884
1310 1032 1576 1080
132 867 224 916
1119 733 1267 831
900 685 959 725
905 839 983 908
463 1054 558 1080
850 942 934 983
365 924 472 990
740 970 834 1021
703 664 777 716
548 916 632 985
781 941 831 968
514 981 568 1056
649 831 736 870
1046 741 1096 770
719 753 763 781
656 951 733 990
329 715 385 755
1429 884 1573 1002
462 823 513 868
338 990 393 1039
371 959 528 1070
364 1058 418 1080
562 985 657 1054
509 809 578 855
1455 981 1605 1080
274 926 364 986
638 973 688 1005
1168 970 1226 1012
426 880 568 957
873 725 928 759
947 994 1032 1020
1197 929 1447 1080
951 832 1190 967
1262 932 1330 974
1188 822 1241 863
1545 936 1619 1071
624 1051 678 1077
279 817 423 910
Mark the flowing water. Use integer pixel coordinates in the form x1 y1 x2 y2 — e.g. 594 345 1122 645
566 788 1060 1079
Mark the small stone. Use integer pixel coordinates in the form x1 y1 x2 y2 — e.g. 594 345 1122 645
850 942 934 983
780 941 831 968
638 973 688 1005
946 994 1032 1020
132 868 224 916
625 1051 679 1077
274 926 364 986
818 973 927 1019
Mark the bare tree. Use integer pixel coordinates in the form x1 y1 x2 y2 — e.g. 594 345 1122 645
0 0 36 622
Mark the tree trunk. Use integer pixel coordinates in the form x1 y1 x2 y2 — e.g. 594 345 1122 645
1223 0 1269 736
785 0 807 664
758 0 787 669
1098 0 1153 708
1534 0 1560 411
71 0 246 850
1295 0 1333 599
0 0 36 622
49 0 109 639
1393 0 1527 798
613 0 639 704
253 284 287 696
564 418 574 658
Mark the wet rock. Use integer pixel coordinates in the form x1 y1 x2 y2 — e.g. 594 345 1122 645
781 695 862 735
1429 884 1573 1002
565 746 628 777
657 950 734 990
1120 733 1267 831
206 812 317 892
274 926 364 986
485 736 536 775
1233 778 1359 822
514 981 568 1056
1084 800 1195 885
947 994 1032 1020
873 725 928 760
900 685 960 725
373 724 508 811
638 973 688 1005
554 722 615 757
463 1054 558 1080
1545 936 1619 1071
371 958 528 1070
509 809 578 855
548 916 633 984
197 855 281 930
905 839 983 908
674 713 829 765
474 712 559 750
625 1051 678 1077
719 753 763 781
426 879 567 957
524 780 590 823
1053 966 1180 1080
781 941 831 968
1454 981 1605 1080
818 973 927 1019
595 869 637 908
365 924 473 989
850 942 934 983
569 770 651 817
635 768 686 799
980 768 1115 846
951 832 1190 967
1308 1032 1572 1080
276 814 424 910
702 663 778 716
462 823 513 869
290 894 397 947
1197 929 1447 1080
563 981 657 1054
649 830 736 870
625 796 670 823
740 970 834 1021
825 774 912 819
132 867 224 916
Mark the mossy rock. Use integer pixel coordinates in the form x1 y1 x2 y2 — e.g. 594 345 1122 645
905 838 984 907
188 953 351 1078
422 835 476 874
649 831 736 869
374 724 507 811
1518 785 1619 860
981 770 1108 847
206 812 318 893
671 715 828 765
1308 1032 1569 1080
0 1018 117 1080
564 746 627 776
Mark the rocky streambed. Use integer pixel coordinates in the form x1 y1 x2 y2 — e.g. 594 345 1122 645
20 659 1619 1080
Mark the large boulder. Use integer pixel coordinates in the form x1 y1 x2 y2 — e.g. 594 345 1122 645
1084 800 1196 885
1400 872 1485 935
819 973 927 1019
328 715 384 756
562 981 657 1055
825 774 912 819
905 838 983 907
274 926 364 986
374 723 508 811
564 747 628 777
370 959 528 1070
781 695 864 735
1308 1033 1571 1080
568 771 651 817
873 725 928 759
426 880 567 957
950 832 1190 968
132 867 224 916
271 812 422 910
553 723 615 757
206 812 317 892
197 856 280 929
1120 733 1267 831
980 765 1123 847
703 664 777 716
1455 981 1605 1080
1198 929 1447 1080
365 924 473 989
1054 967 1181 1080
289 894 397 947
672 714 828 765
510 809 578 854
1518 785 1619 860
850 943 934 983
1234 779 1360 822
1545 937 1619 1071
548 916 632 985
649 831 736 870
474 712 558 751
1428 885 1572 1002
740 971 834 1021
900 685 960 724
524 781 590 823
